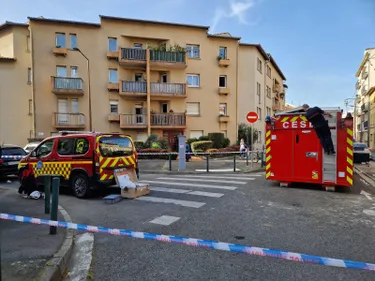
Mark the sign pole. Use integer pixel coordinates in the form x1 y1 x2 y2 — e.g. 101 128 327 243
246 111 259 172
250 124 253 170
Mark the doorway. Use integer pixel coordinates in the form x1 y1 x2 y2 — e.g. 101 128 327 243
57 99 68 124
160 73 167 83
163 130 183 151
135 104 144 124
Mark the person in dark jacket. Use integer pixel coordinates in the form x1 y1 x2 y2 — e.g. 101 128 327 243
302 104 335 155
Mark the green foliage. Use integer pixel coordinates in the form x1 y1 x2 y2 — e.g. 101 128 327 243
133 140 146 149
237 123 258 146
143 134 171 151
223 137 230 147
186 138 198 144
198 135 210 141
191 140 213 152
208 133 226 149
148 43 186 52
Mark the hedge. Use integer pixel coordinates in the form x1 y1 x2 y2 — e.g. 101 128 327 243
134 140 146 149
191 140 213 152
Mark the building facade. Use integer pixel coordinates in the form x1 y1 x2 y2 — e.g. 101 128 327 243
0 16 287 148
354 48 375 147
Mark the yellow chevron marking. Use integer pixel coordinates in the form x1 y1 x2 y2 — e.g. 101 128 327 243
266 163 270 170
281 117 289 122
347 128 353 136
266 155 271 162
291 116 299 122
266 139 271 146
300 116 307 121
346 167 353 175
347 157 353 165
266 147 271 154
347 147 353 156
346 176 353 185
347 137 353 146
266 172 271 178
266 131 271 138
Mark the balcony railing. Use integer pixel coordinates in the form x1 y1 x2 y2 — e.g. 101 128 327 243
120 48 147 61
151 113 186 127
356 80 361 90
362 86 368 95
361 103 369 112
362 70 368 80
150 50 186 63
150 82 186 96
120 114 148 127
273 83 281 93
121 81 147 93
52 77 83 95
53 112 85 128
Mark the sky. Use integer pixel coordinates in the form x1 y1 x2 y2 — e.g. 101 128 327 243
0 0 374 111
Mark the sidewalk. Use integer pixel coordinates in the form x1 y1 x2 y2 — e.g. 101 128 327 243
0 187 66 281
355 161 375 180
138 157 264 174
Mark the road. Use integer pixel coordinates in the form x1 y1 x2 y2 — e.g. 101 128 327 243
1 173 374 281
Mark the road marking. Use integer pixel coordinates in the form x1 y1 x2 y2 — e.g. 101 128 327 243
360 190 373 201
171 175 255 181
363 209 375 216
136 196 206 208
139 180 237 190
360 179 370 186
150 215 180 225
195 168 242 172
151 186 224 198
156 177 247 185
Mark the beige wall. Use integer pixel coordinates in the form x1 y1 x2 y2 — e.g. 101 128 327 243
0 30 14 57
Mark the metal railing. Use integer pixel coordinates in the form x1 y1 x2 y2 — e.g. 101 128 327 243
53 112 85 126
361 86 368 95
120 114 148 126
120 48 147 61
121 81 147 93
150 82 186 96
150 50 186 63
362 70 368 80
150 113 186 126
53 77 83 90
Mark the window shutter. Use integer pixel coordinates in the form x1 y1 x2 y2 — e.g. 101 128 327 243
186 103 199 115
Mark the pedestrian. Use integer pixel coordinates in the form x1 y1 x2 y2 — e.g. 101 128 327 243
302 104 335 155
239 138 246 158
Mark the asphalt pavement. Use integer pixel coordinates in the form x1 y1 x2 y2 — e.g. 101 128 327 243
1 173 374 280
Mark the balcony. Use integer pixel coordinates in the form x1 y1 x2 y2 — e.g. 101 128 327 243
151 113 186 128
150 50 187 70
107 82 119 91
217 57 230 67
107 50 119 60
272 103 280 111
53 113 85 129
119 48 147 68
53 47 67 56
51 77 84 95
356 80 361 90
361 103 369 112
218 87 230 95
120 81 147 98
362 70 368 80
362 86 368 95
218 115 230 123
364 121 369 130
150 82 187 98
273 83 281 93
108 114 120 122
120 114 148 129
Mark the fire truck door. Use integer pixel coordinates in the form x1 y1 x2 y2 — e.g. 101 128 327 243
293 129 321 182
271 129 293 180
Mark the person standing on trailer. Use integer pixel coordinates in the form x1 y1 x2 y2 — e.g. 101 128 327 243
302 104 336 155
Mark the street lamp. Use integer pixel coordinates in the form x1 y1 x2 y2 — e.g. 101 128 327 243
73 47 92 131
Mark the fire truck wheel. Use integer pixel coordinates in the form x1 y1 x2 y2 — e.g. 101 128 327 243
71 172 92 199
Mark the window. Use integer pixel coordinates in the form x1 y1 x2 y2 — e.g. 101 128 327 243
71 99 79 113
56 66 67 77
55 33 66 48
186 102 200 116
136 133 148 142
266 86 271 98
221 130 227 138
110 100 118 114
135 73 143 81
108 38 117 51
186 74 200 87
257 107 262 120
57 138 76 155
133 43 143 49
219 76 227 88
27 68 32 83
257 130 262 143
190 130 203 139
99 137 134 157
70 66 78 77
75 138 89 155
70 34 77 49
35 139 54 157
257 58 262 73
219 103 227 116
219 47 227 59
266 106 271 116
266 65 271 77
26 36 31 52
186 45 200 58
108 69 118 83
257 82 261 104
161 103 168 113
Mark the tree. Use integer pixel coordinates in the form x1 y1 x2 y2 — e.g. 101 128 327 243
237 123 258 148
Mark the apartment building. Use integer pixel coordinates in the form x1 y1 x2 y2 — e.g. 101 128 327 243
354 48 375 147
0 16 286 148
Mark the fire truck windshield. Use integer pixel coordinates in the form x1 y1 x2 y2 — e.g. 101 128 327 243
99 137 134 157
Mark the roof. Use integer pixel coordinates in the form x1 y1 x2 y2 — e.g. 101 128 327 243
99 15 210 30
355 52 370 77
207 33 241 41
0 57 16 62
275 106 342 116
0 21 28 32
27 17 100 27
239 43 286 80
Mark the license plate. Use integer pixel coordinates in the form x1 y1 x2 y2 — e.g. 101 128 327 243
8 161 19 165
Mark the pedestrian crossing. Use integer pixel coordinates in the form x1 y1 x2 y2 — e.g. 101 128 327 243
136 172 264 225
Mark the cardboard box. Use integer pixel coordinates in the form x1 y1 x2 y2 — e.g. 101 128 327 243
121 183 150 199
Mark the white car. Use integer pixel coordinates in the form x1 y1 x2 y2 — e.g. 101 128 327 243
24 142 40 153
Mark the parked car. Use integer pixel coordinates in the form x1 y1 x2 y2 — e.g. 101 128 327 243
24 142 40 153
353 142 371 163
0 144 28 178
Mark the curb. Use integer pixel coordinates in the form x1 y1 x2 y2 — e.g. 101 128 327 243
354 167 375 191
38 205 76 281
141 168 265 175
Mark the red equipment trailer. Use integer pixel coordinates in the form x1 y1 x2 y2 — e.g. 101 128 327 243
264 107 354 191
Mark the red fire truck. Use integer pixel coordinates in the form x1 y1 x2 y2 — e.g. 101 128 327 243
264 107 354 191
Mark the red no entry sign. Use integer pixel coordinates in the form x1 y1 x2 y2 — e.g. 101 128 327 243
246 111 259 124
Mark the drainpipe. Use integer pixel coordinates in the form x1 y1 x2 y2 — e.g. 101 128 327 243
29 25 37 140
146 49 151 136
235 43 239 143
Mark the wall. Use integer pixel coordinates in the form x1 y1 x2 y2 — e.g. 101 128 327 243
0 30 14 57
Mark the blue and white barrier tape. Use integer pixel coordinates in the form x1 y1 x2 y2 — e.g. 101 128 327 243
1 155 25 160
1 212 374 272
137 151 263 156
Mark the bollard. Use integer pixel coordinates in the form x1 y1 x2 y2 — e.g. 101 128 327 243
250 151 253 170
261 151 264 168
168 153 172 171
44 176 51 214
246 152 249 166
206 154 209 172
233 154 236 172
50 177 60 235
